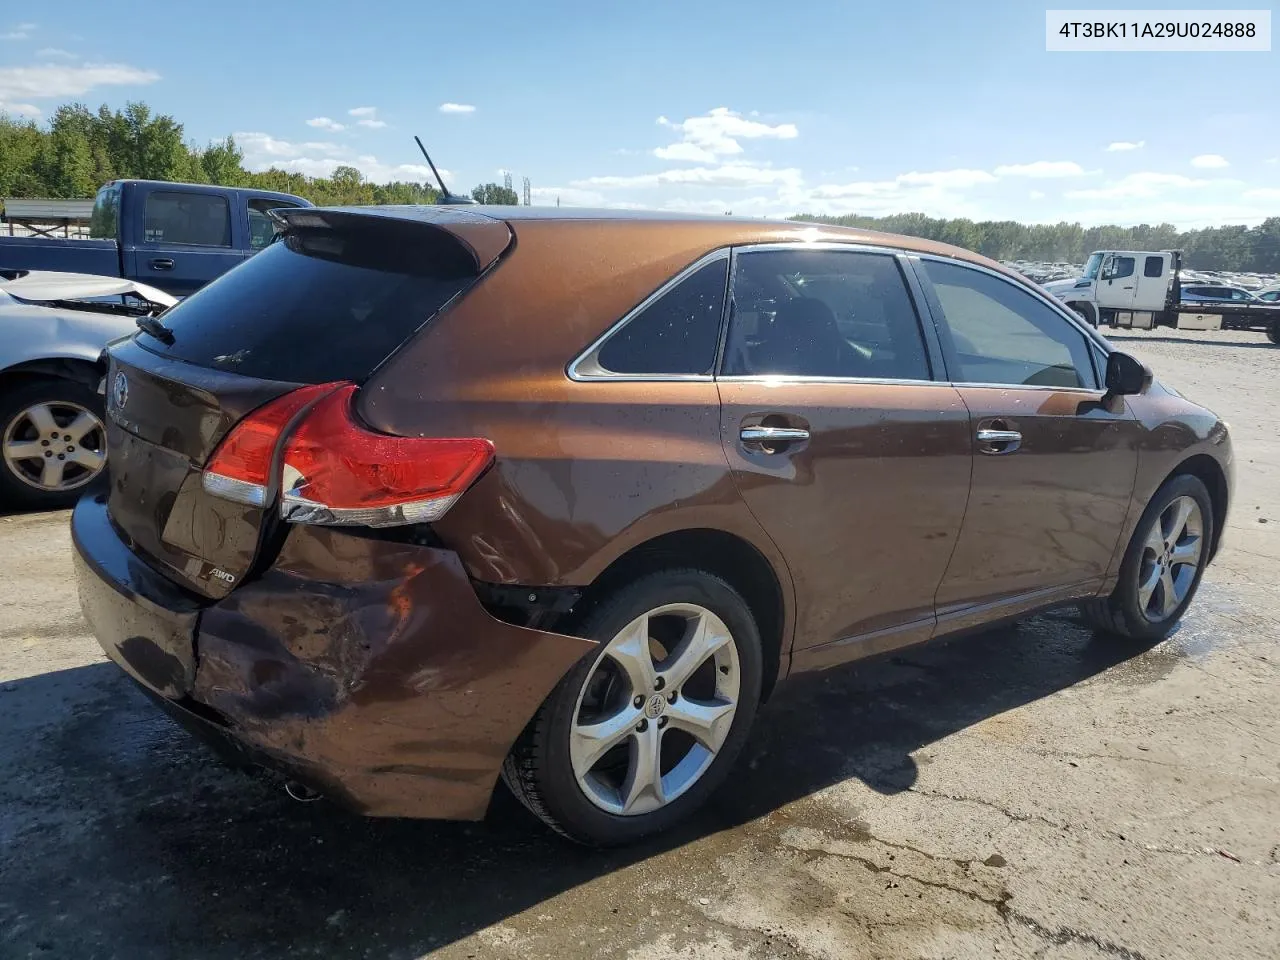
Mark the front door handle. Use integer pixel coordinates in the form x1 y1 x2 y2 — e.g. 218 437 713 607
740 425 810 444
976 428 1022 454
149 258 175 270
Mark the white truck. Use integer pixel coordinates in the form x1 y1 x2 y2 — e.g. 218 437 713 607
1044 249 1280 344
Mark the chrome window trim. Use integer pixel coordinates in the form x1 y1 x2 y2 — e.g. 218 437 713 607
567 248 730 382
715 375 939 387
732 240 906 256
913 253 1107 390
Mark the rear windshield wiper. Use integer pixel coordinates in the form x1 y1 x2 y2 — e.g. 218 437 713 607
136 315 175 345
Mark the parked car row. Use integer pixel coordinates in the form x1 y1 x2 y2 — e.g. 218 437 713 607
67 206 1232 845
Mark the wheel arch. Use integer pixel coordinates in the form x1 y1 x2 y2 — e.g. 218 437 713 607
0 355 105 394
1066 301 1097 326
573 527 788 701
1168 453 1228 561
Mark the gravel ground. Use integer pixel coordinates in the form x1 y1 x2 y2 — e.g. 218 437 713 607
1 326 1277 960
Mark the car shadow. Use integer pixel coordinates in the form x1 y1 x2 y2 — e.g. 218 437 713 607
1 608 1166 959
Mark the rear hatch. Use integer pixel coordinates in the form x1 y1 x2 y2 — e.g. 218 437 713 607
102 208 511 600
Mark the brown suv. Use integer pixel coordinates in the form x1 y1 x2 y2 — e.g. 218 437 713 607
73 207 1232 845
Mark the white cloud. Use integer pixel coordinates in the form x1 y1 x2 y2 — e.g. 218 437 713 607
237 129 451 185
573 163 804 191
35 47 75 59
1268 157 1279 165
0 62 159 104
896 169 997 189
1065 172 1214 201
1191 154 1229 169
2 101 40 116
438 102 475 114
531 186 607 206
234 132 343 159
653 107 797 164
1 22 36 40
1029 190 1046 200
347 105 387 128
993 161 1087 178
306 116 344 132
1106 140 1144 152
1244 188 1280 202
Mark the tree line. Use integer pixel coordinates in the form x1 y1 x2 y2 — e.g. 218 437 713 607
2 101 1276 271
793 212 1280 273
0 101 517 209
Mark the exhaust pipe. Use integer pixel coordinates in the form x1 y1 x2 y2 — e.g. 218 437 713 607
284 780 321 803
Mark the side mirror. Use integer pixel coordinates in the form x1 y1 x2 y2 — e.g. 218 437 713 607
1104 351 1152 397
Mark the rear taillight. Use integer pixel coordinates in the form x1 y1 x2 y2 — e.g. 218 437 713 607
279 385 493 528
201 383 343 506
203 383 493 527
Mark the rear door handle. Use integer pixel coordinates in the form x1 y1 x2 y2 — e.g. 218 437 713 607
740 426 810 444
976 428 1022 454
149 258 175 270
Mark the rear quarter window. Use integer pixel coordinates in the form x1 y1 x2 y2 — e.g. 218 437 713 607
137 221 477 383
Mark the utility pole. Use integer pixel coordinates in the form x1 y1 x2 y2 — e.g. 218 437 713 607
522 176 531 206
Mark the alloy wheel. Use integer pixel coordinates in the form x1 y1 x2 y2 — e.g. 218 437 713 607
570 603 740 816
1137 495 1203 622
2 400 107 493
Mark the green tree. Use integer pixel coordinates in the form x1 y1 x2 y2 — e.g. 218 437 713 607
470 182 519 204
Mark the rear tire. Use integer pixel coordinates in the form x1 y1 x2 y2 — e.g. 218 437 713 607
1267 321 1279 345
1081 474 1214 641
503 569 763 846
0 377 107 511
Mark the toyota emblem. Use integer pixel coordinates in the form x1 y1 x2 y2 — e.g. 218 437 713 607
112 371 128 410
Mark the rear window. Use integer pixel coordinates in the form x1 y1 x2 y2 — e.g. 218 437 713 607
138 221 476 383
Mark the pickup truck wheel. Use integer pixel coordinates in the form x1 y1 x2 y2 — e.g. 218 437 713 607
0 378 107 510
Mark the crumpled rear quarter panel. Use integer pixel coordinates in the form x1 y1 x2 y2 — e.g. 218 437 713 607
193 526 596 819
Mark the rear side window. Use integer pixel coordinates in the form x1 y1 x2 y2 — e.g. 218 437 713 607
138 222 476 383
594 258 727 376
1144 256 1164 278
247 198 300 251
144 191 231 247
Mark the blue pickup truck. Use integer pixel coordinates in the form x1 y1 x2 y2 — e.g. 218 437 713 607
0 180 311 297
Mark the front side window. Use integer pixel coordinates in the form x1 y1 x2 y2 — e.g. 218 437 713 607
1144 256 1164 278
1260 290 1279 302
143 191 231 247
921 259 1097 390
593 257 727 376
1103 256 1135 280
723 249 930 380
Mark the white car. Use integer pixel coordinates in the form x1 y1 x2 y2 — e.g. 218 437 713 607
0 272 175 509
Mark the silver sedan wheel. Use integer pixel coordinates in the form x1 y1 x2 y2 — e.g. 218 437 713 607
571 603 741 817
1138 495 1204 622
2 400 106 493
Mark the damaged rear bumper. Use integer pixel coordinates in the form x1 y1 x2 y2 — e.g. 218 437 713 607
72 493 596 819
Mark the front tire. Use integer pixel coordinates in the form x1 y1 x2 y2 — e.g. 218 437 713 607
0 377 107 510
503 569 763 846
1081 474 1214 641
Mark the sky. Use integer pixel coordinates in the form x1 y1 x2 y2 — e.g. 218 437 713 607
1 1 1277 227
